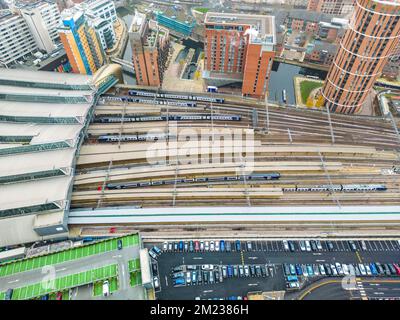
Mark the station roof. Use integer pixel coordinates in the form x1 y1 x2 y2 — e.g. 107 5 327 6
0 69 96 224
0 68 93 88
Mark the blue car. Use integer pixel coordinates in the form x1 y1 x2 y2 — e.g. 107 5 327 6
227 265 233 277
179 241 184 251
173 277 185 286
370 263 378 276
220 240 225 252
307 265 314 276
295 264 303 275
235 240 241 251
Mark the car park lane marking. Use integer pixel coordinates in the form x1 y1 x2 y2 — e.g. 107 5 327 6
356 251 363 263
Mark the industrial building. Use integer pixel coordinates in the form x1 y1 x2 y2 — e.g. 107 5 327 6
322 0 400 114
203 12 276 99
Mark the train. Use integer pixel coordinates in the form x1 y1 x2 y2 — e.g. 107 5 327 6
94 114 241 123
128 90 225 103
105 173 281 189
104 95 197 107
283 184 387 192
98 133 169 142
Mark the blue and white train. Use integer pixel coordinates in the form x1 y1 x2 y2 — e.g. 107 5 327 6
283 184 387 192
94 114 241 123
98 133 169 142
104 95 197 107
128 90 225 103
106 173 281 189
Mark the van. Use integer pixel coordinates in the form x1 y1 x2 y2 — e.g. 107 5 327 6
5 288 13 301
103 280 110 297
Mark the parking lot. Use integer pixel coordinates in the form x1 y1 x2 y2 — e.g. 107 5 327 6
145 239 400 300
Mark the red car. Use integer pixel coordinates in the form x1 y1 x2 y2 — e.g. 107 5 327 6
194 241 200 251
56 292 63 300
393 263 400 275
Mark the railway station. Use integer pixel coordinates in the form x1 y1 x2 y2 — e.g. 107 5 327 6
1 68 400 247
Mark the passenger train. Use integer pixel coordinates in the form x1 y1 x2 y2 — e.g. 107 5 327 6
105 173 281 189
94 114 241 123
283 184 387 192
128 90 225 103
104 95 197 107
98 133 170 142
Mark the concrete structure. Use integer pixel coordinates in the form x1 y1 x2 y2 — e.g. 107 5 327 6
0 66 121 247
322 0 400 114
203 12 276 99
0 9 37 67
129 11 170 87
58 8 105 75
18 0 61 54
307 0 354 16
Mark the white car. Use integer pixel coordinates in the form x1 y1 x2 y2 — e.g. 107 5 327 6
342 264 350 275
205 241 210 251
200 241 204 251
361 241 367 251
305 241 311 252
335 263 343 275
283 240 289 251
331 264 338 276
365 265 372 276
299 241 306 251
163 242 168 251
358 263 367 276
215 241 220 251
153 276 160 289
316 241 323 251
149 250 158 260
210 241 215 251
319 264 326 276
201 264 214 271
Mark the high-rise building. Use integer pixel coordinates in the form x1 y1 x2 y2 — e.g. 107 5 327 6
203 12 276 99
74 1 116 51
58 8 105 75
322 0 400 114
79 0 117 24
129 11 170 87
0 9 37 67
307 0 354 16
18 0 61 54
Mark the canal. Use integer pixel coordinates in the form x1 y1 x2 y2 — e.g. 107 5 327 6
117 8 327 100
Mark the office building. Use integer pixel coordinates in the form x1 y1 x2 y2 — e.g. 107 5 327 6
307 0 354 16
18 0 61 54
129 11 170 87
0 9 37 67
322 0 400 114
58 8 105 75
203 12 276 99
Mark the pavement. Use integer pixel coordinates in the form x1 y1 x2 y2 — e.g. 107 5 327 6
145 239 400 300
0 244 145 300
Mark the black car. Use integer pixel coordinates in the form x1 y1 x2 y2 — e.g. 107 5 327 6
255 265 262 277
233 266 238 277
5 289 13 301
288 241 295 252
152 263 158 276
117 239 123 250
310 241 317 251
260 265 266 277
283 263 290 276
324 264 332 276
203 271 209 284
383 264 391 276
375 262 384 275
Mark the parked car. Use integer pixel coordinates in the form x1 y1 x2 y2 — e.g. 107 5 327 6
358 264 367 276
168 242 173 251
319 264 326 276
215 241 220 251
179 241 184 251
305 241 311 252
327 241 334 251
233 265 238 277
222 266 227 278
205 241 210 251
200 241 204 251
247 241 252 251
244 265 250 277
194 241 200 251
148 250 158 260
163 241 168 251
235 240 241 251
283 240 289 251
316 240 323 251
153 276 160 289
151 246 162 256
189 241 194 252
186 272 192 285
220 240 225 252
226 241 231 252
310 241 317 251
288 241 295 252
299 241 306 251
210 241 215 251
348 241 357 251
173 278 185 287
117 239 123 250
